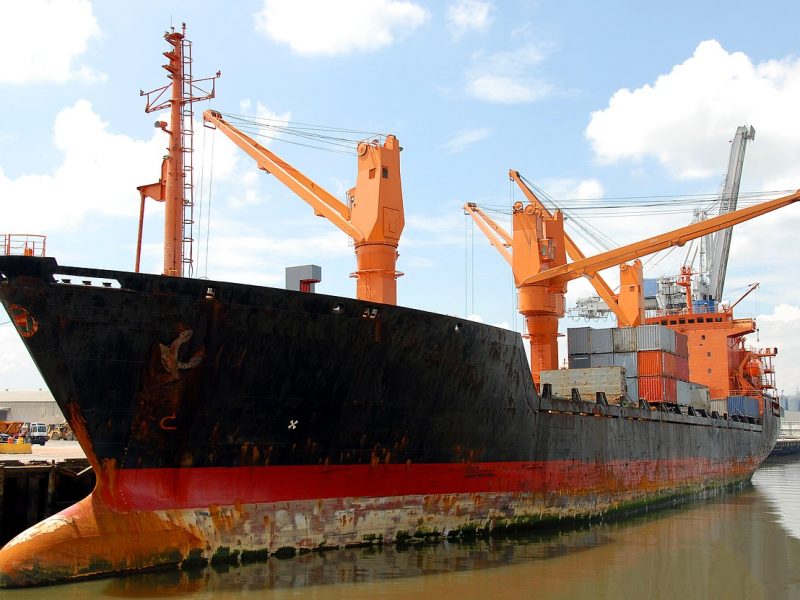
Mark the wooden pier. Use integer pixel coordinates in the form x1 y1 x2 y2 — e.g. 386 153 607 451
0 458 95 544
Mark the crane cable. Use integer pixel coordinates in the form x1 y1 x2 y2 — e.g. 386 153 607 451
203 127 216 279
218 111 389 156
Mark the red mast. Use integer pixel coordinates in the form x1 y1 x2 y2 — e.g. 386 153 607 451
137 24 219 277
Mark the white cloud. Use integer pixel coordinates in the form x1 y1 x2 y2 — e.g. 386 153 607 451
0 0 104 84
586 39 800 189
0 100 242 233
447 0 493 38
466 45 553 104
1 100 162 231
0 325 43 389
253 0 428 56
441 127 492 153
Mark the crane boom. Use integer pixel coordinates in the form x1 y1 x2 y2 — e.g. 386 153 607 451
509 170 642 326
204 110 361 240
708 125 755 302
203 109 405 305
463 203 512 266
523 188 800 286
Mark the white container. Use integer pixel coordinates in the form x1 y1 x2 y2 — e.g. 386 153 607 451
710 399 727 416
688 383 711 410
636 324 676 353
612 327 638 353
541 367 626 404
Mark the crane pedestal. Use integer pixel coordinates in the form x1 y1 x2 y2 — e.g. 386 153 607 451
353 243 401 305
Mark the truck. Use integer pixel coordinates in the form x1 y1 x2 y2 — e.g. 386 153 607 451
26 422 48 446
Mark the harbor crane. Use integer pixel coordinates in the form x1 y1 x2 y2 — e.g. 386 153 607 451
699 125 756 306
508 170 645 327
203 110 404 305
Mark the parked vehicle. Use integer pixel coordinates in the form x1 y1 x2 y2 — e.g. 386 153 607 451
26 422 48 446
48 422 75 441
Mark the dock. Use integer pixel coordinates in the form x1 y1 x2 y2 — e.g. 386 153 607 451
0 442 94 545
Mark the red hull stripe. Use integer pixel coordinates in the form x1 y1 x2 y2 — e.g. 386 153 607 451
112 459 756 511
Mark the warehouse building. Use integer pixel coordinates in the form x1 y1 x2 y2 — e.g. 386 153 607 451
0 390 65 424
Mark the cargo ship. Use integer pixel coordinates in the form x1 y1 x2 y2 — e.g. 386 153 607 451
0 26 794 587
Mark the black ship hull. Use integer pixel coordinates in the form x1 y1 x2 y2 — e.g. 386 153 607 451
0 256 779 586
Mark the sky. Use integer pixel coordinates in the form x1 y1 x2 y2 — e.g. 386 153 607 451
1 0 799 395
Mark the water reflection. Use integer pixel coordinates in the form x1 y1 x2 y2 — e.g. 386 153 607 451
7 457 800 599
753 457 800 540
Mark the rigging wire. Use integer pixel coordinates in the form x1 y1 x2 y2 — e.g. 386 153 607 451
196 111 208 277
203 129 216 279
217 111 389 156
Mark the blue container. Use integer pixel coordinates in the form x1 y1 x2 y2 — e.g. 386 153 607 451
643 278 659 298
727 395 760 418
692 299 716 314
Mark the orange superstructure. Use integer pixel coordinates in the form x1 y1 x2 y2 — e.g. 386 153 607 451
647 305 776 405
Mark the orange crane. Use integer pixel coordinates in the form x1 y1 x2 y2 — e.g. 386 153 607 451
508 170 645 327
203 110 404 305
467 185 800 387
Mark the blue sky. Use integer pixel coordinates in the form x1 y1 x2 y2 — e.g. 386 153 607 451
1 0 799 394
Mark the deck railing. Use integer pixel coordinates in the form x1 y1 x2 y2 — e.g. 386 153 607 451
1 234 46 257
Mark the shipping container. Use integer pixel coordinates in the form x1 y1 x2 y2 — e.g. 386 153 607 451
639 375 678 403
568 354 591 369
661 326 677 354
676 356 690 381
612 351 637 378
626 377 639 402
541 367 626 404
676 380 691 404
590 328 613 354
636 324 677 353
666 377 677 402
727 395 761 418
688 383 711 410
675 332 689 358
612 327 638 353
664 353 677 378
643 278 659 298
590 352 615 368
567 327 592 355
710 399 727 416
638 350 665 376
